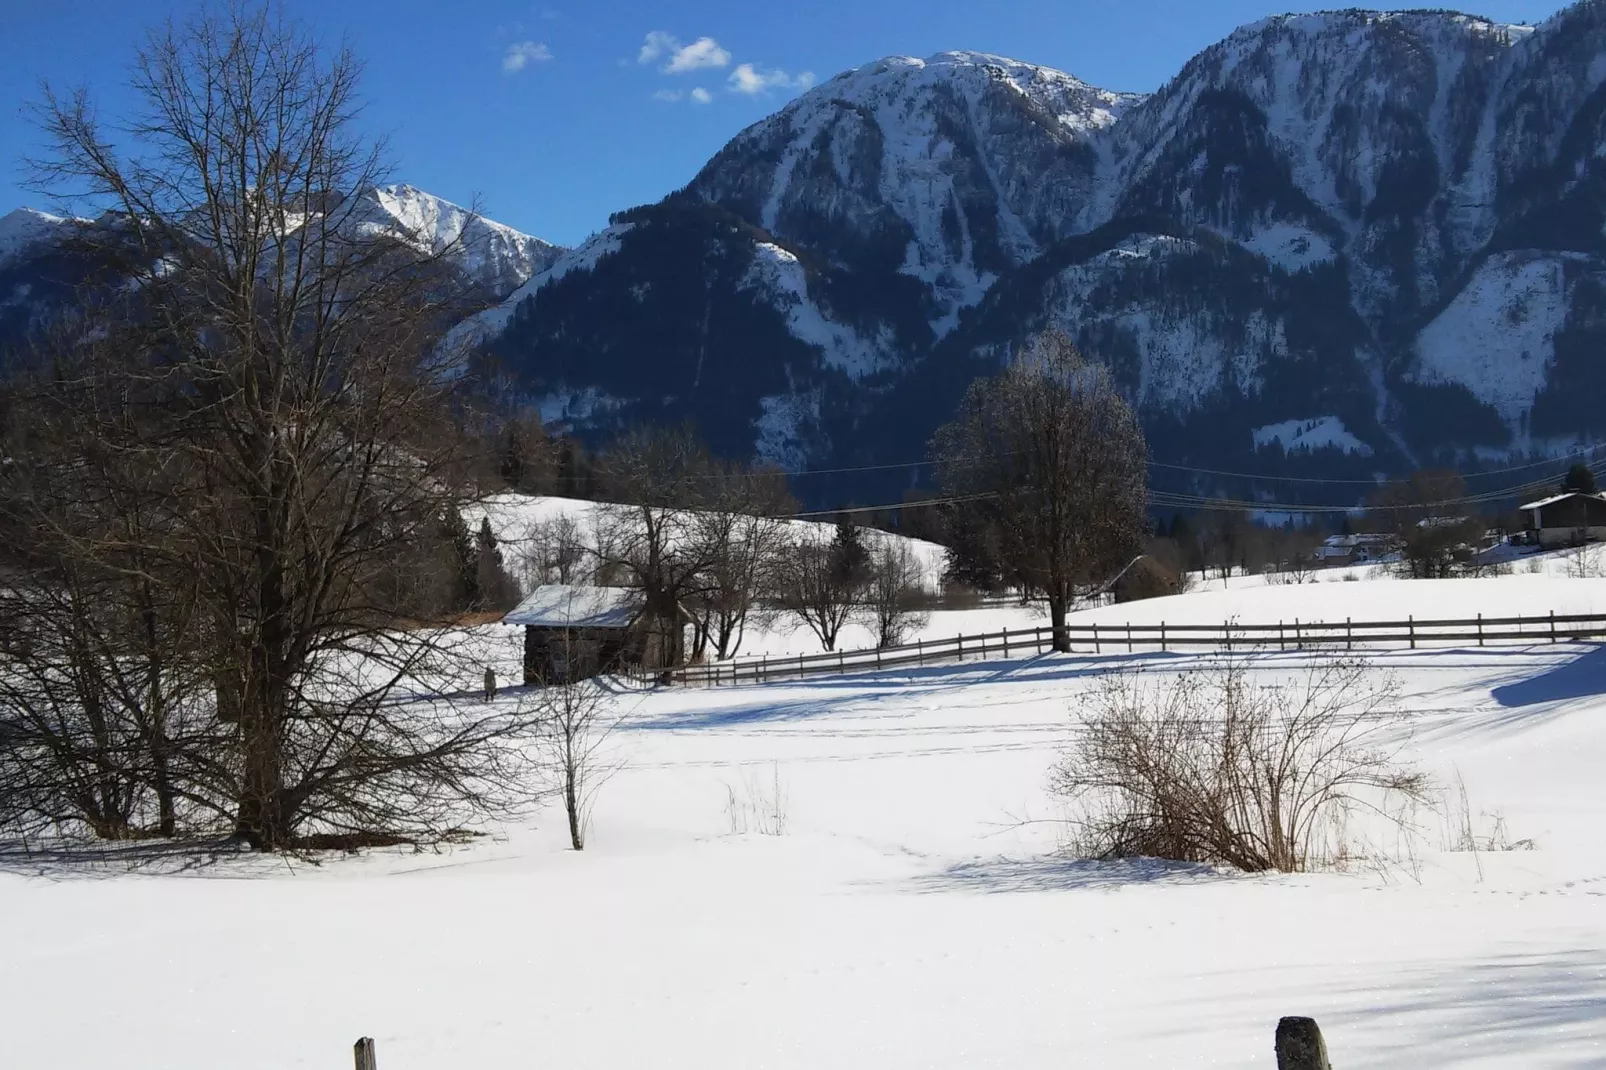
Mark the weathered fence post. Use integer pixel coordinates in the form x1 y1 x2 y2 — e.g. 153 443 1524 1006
1126 622 1133 653
1294 617 1301 649
1003 628 1010 658
1551 610 1557 643
1346 617 1352 650
761 654 768 684
354 1038 378 1070
1409 615 1415 650
917 639 924 666
1036 628 1044 654
1279 620 1285 652
957 634 964 661
1160 621 1167 652
1478 612 1484 647
1274 1016 1331 1070
798 653 805 679
1093 622 1101 654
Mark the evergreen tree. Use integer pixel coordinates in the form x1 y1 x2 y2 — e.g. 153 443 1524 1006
1562 463 1598 495
442 504 478 610
829 512 872 593
475 516 519 610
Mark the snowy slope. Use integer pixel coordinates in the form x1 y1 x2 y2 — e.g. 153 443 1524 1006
6 579 1606 1068
1412 252 1576 423
1254 415 1373 456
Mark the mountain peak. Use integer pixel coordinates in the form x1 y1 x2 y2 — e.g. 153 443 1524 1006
0 207 71 270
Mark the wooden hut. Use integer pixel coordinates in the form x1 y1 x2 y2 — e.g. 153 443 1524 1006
504 585 641 685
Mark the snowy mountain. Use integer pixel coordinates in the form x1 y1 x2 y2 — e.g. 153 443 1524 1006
470 4 1606 496
0 190 561 355
10 4 1606 501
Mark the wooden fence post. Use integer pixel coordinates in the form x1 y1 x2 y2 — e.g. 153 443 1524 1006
917 639 924 666
1346 617 1352 650
1093 623 1101 654
839 650 845 672
1160 621 1167 652
1294 618 1301 649
1003 628 1010 658
1551 610 1557 643
1409 615 1415 650
798 653 805 679
1274 1016 1331 1070
1279 620 1285 652
1126 623 1133 653
761 654 768 684
1478 612 1484 647
354 1038 378 1070
957 634 964 661
1036 628 1044 654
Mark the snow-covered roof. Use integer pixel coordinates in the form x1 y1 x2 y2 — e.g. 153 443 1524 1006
504 585 638 629
1519 492 1606 512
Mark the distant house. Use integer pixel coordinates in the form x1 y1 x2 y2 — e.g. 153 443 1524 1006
1519 492 1606 549
504 585 641 685
1314 533 1396 565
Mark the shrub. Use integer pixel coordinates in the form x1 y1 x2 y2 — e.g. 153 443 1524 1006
1051 657 1428 872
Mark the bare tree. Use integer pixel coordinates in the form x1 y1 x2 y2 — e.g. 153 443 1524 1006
694 468 794 660
4 6 539 849
776 534 859 651
862 538 930 648
519 513 588 589
531 661 620 852
933 330 1147 652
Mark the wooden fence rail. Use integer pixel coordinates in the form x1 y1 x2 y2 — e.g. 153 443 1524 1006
646 609 1606 688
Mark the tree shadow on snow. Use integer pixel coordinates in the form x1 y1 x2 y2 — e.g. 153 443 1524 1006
903 855 1229 894
0 835 254 880
1490 642 1606 709
632 652 1192 731
1322 948 1606 1064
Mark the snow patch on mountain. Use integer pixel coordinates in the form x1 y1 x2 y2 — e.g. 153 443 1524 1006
535 386 628 431
1413 252 1575 422
1254 416 1372 456
741 242 893 378
754 390 820 470
1238 223 1337 271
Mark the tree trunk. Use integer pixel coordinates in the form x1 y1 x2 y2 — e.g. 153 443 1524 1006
565 767 583 850
1049 594 1070 653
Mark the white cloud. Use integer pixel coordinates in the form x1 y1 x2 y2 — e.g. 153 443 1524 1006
691 87 713 104
652 88 684 102
638 30 676 64
667 36 730 72
502 41 552 73
728 62 814 94
638 31 730 73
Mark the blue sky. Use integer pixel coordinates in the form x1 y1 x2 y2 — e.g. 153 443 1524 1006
0 0 1574 247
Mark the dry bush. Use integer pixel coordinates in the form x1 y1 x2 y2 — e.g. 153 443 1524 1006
1563 543 1606 579
1051 657 1428 872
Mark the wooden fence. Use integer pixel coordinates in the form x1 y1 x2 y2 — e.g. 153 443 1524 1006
351 1016 1335 1067
652 610 1606 687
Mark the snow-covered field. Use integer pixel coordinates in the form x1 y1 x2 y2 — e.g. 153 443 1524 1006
6 577 1606 1068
